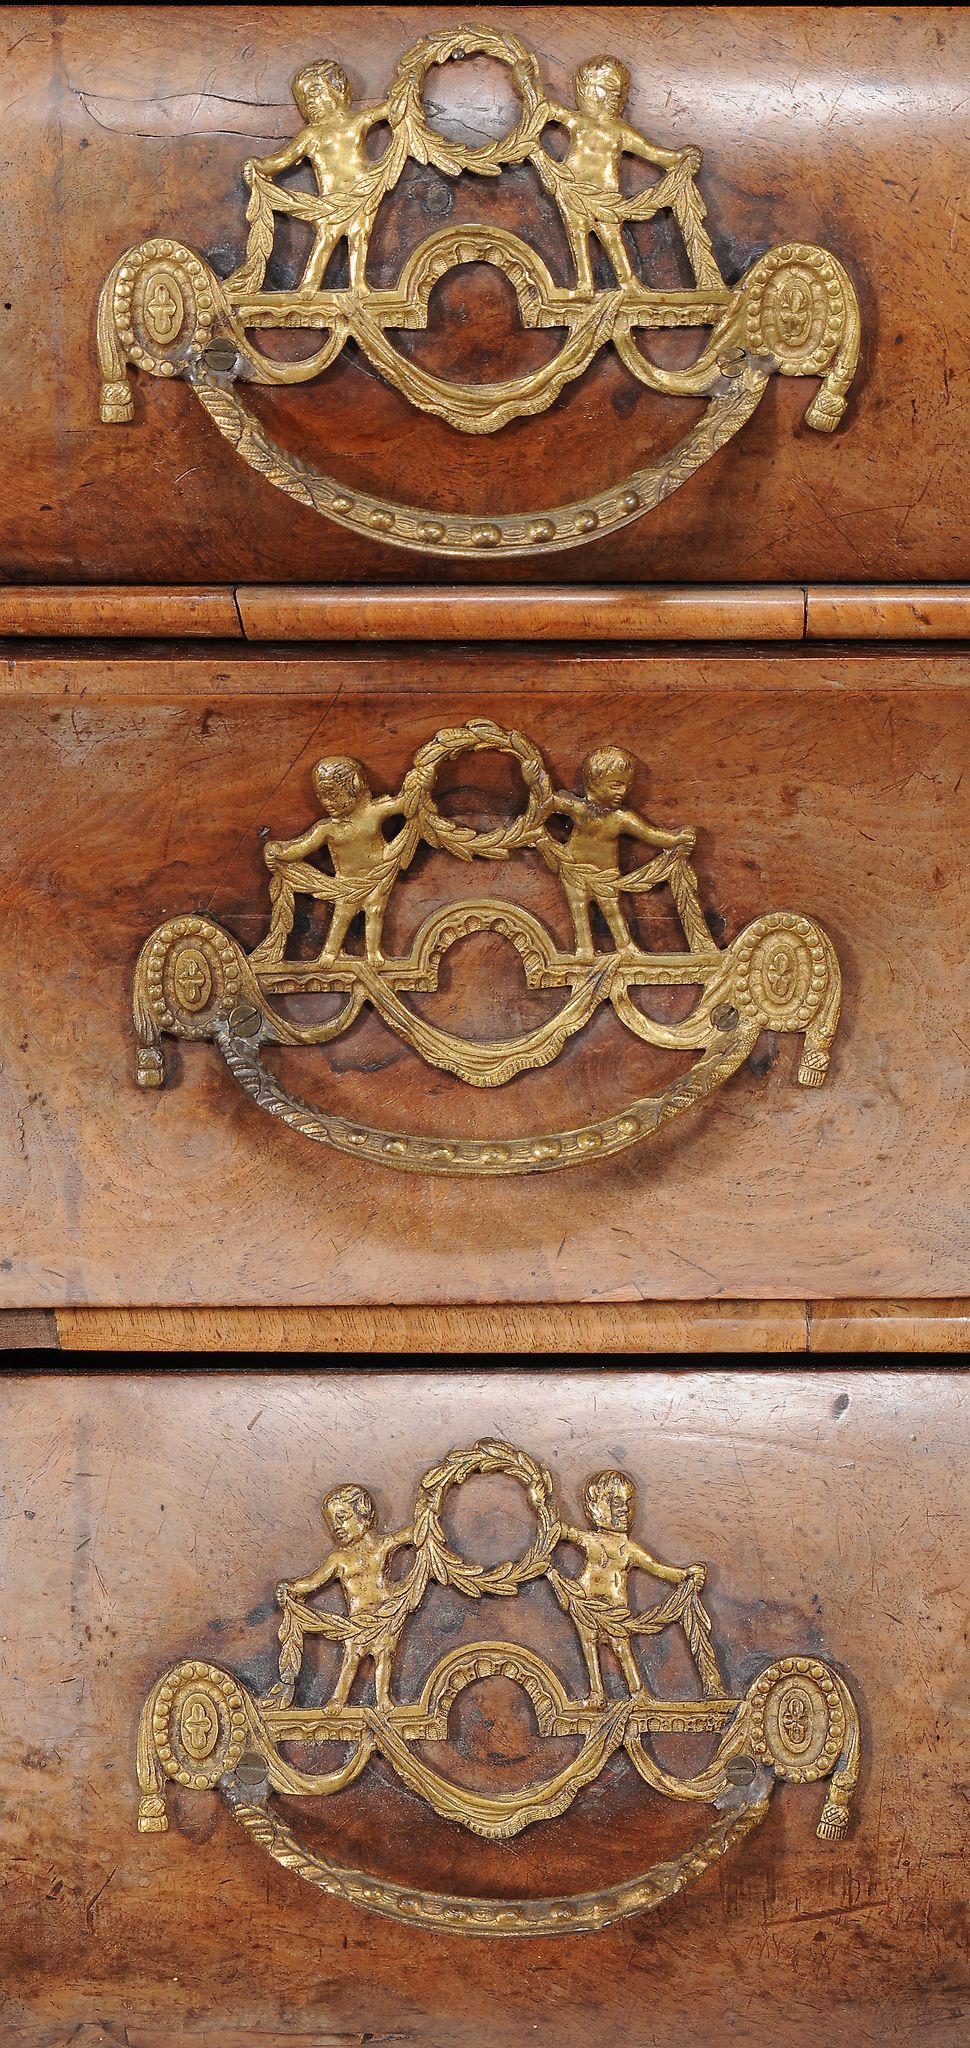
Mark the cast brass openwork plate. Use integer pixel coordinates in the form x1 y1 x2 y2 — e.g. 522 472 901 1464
132 719 841 1175
98 26 861 555
137 1442 861 1936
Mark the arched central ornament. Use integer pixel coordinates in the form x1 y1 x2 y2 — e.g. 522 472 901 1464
97 26 862 556
137 1440 862 1935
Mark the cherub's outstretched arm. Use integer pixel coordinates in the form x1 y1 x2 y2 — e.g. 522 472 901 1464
617 808 694 853
617 124 689 172
266 817 333 864
249 128 315 179
528 103 582 191
379 1526 415 1562
537 99 580 138
546 792 586 823
625 1538 691 1586
288 1552 341 1599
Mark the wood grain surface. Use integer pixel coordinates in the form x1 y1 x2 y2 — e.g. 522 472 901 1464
4 1302 970 1351
1 1369 968 2045
234 585 807 642
1 6 967 585
805 588 970 642
810 1300 970 1353
0 644 967 1308
53 1301 808 1352
0 1309 59 1350
0 588 243 638
36 1302 970 1353
4 586 970 640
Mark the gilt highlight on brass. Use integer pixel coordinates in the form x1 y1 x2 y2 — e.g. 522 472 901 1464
98 26 861 555
132 719 841 1174
137 1440 861 1935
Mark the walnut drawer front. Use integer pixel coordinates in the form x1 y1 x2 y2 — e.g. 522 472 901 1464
0 645 966 1308
2 1368 967 2046
4 5 967 585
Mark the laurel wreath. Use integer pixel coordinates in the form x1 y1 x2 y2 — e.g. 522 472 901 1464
415 1438 560 1597
399 718 552 863
387 26 547 180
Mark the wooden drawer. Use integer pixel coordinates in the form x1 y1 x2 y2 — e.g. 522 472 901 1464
2 1367 967 2045
0 643 967 1309
3 5 967 585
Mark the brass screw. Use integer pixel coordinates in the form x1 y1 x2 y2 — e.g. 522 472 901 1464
201 338 238 375
725 1756 757 1785
228 1001 260 1038
712 1003 740 1033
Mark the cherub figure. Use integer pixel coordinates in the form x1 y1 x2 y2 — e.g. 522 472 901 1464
249 756 416 969
240 60 401 293
277 1484 414 1710
539 744 709 959
531 55 720 292
554 1471 710 1706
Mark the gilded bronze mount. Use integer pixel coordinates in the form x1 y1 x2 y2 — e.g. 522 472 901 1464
97 26 861 555
132 719 841 1176
137 1440 861 1936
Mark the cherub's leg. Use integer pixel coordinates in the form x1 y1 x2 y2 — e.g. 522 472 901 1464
595 220 637 288
579 1627 606 1708
616 1636 644 1698
329 1645 361 1707
347 217 374 292
301 229 341 293
564 220 595 293
363 899 386 965
373 1651 394 1711
596 885 636 954
319 903 355 964
563 880 595 960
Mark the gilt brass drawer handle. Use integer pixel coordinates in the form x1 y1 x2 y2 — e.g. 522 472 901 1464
137 1440 861 1935
97 26 860 556
132 719 840 1174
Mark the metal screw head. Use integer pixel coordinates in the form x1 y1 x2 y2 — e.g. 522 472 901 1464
233 1750 269 1791
712 1003 740 1033
201 338 238 375
724 1755 757 1785
228 1001 261 1038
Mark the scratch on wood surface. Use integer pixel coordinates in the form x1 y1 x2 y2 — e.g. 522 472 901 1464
83 1864 117 1925
767 1897 890 1927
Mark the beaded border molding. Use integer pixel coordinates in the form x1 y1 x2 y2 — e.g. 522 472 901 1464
132 719 841 1177
137 1441 861 1936
97 25 861 556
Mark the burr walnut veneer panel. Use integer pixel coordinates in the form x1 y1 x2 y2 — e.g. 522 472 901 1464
1 1370 967 2046
1 5 967 584
0 647 967 1307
